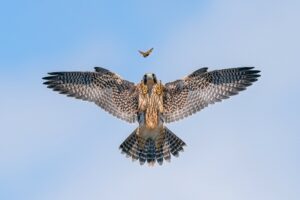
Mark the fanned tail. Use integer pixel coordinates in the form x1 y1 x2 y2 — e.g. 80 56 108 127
119 127 186 166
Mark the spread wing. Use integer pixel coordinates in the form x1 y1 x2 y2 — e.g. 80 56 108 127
43 67 138 123
147 48 153 53
163 67 260 123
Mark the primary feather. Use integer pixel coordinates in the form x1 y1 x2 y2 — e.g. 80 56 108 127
163 67 260 122
43 67 139 123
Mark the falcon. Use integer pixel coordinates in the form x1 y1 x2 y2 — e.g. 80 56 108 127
138 48 153 57
43 66 260 165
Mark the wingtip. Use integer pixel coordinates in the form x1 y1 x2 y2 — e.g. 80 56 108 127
46 84 56 89
42 75 53 80
42 71 62 80
94 67 101 72
94 66 110 73
47 72 62 75
243 66 261 72
240 67 261 79
43 80 52 85
239 67 255 71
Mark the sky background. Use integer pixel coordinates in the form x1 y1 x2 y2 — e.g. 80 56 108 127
0 0 299 200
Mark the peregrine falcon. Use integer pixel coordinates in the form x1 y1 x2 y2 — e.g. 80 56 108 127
43 66 260 165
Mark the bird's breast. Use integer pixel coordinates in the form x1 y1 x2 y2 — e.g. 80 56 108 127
138 87 164 130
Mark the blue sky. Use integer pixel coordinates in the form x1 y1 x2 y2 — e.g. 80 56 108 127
0 1 299 200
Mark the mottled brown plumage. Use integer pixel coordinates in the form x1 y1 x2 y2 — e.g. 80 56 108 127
43 66 260 166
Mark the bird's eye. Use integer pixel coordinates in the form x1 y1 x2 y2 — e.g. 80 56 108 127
143 75 147 84
153 74 157 83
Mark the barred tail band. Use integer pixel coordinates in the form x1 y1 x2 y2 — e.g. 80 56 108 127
119 127 185 166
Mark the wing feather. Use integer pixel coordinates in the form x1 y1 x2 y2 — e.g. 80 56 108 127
163 67 260 123
43 67 138 123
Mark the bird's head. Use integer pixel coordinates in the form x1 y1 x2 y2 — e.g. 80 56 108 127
143 73 157 86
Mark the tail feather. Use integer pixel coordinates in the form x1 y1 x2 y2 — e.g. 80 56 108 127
145 139 156 165
119 127 186 166
139 150 146 165
120 132 136 154
155 143 164 165
162 143 171 162
166 127 186 157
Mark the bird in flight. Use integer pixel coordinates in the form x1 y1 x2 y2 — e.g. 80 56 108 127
138 48 153 57
43 66 260 166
